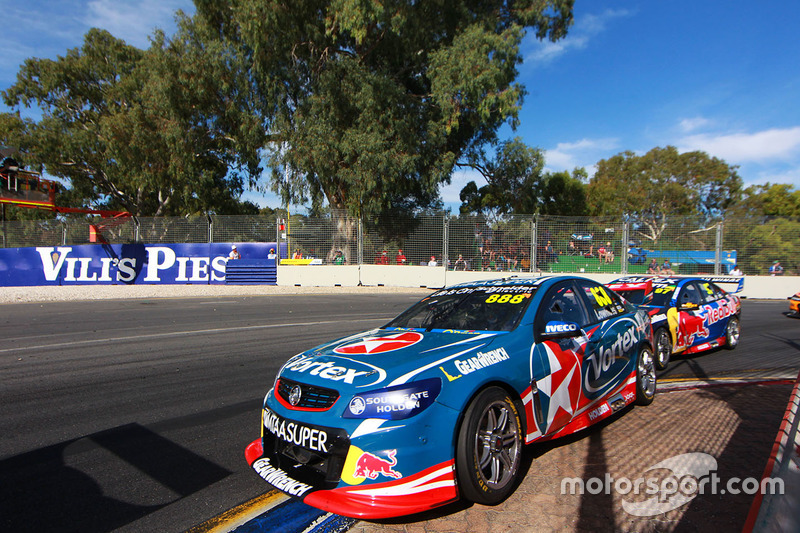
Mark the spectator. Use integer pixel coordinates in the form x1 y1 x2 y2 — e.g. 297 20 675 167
602 242 615 264
333 250 345 265
454 254 467 271
268 247 277 261
647 258 659 274
730 264 743 276
376 250 389 265
497 250 507 270
395 249 407 265
545 241 558 263
228 245 241 260
428 255 438 267
567 240 579 255
769 260 784 276
474 224 484 253
293 250 303 259
596 243 607 262
661 259 675 276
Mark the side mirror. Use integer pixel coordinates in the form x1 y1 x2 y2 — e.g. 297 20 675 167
541 321 583 339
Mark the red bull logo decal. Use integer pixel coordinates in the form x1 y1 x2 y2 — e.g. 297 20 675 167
334 332 423 355
702 299 738 324
341 446 402 484
354 450 402 480
668 308 709 352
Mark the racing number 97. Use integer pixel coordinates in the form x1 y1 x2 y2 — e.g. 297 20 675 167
485 293 530 304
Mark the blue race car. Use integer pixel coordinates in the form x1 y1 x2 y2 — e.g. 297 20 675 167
246 276 655 518
606 276 742 371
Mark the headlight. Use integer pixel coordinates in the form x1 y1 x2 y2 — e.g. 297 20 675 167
343 378 442 420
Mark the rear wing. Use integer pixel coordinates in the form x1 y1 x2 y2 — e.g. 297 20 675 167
699 276 745 294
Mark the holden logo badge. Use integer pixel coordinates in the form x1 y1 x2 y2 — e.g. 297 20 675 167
288 385 302 406
349 396 366 416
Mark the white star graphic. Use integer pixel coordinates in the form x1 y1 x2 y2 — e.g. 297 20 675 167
537 344 580 431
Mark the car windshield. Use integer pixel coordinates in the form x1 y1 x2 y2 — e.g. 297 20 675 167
614 289 649 305
383 285 537 332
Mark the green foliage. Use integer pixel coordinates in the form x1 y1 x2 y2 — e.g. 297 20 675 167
458 138 587 217
726 217 800 275
2 22 264 217
588 146 742 245
195 0 574 218
734 183 800 218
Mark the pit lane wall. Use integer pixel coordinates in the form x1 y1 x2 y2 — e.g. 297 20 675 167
278 264 796 300
0 243 277 285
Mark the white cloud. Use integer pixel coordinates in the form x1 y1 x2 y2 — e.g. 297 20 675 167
678 117 712 133
525 8 633 65
740 164 800 188
545 137 619 172
678 127 800 163
85 0 194 48
439 168 483 204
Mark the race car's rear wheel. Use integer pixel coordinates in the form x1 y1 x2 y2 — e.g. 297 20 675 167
456 387 522 505
654 328 671 370
724 316 740 349
636 345 656 406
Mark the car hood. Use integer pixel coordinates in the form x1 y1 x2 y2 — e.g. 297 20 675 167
277 328 504 391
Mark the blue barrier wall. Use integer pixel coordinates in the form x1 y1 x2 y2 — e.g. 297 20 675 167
0 243 279 286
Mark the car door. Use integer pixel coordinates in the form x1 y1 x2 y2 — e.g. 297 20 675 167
530 280 591 436
574 280 641 402
697 281 729 340
673 281 711 350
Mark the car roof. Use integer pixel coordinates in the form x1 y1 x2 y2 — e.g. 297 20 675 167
445 275 578 290
609 275 691 287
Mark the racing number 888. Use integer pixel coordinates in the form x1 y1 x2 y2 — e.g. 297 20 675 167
485 293 531 304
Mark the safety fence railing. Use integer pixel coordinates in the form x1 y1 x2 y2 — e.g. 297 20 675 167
1 211 797 276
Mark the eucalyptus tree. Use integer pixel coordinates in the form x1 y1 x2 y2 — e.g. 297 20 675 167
458 137 587 218
587 146 742 245
194 0 574 219
2 23 264 216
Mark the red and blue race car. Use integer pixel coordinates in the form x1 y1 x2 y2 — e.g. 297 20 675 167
606 276 742 370
245 276 655 518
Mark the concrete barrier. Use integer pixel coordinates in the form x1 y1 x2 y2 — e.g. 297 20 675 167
277 265 797 300
743 370 800 533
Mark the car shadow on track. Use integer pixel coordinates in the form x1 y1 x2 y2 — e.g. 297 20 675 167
0 423 231 533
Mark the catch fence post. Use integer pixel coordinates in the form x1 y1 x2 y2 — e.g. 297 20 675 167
357 218 363 265
531 217 537 273
442 215 449 271
622 217 629 276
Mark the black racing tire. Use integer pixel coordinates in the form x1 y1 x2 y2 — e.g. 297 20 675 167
455 387 523 505
654 327 672 371
724 316 741 349
635 345 656 406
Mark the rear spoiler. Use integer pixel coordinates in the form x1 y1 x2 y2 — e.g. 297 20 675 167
699 276 745 294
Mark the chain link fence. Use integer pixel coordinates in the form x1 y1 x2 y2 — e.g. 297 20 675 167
2 212 797 276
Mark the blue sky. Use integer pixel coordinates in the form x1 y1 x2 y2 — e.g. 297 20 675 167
2 1 799 211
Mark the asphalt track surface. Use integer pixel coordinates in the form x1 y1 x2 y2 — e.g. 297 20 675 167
0 295 797 533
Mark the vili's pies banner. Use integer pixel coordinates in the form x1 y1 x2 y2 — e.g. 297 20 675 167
0 242 277 286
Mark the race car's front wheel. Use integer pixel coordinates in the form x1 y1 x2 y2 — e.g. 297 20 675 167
636 345 656 406
456 387 522 505
654 328 671 370
724 316 740 349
